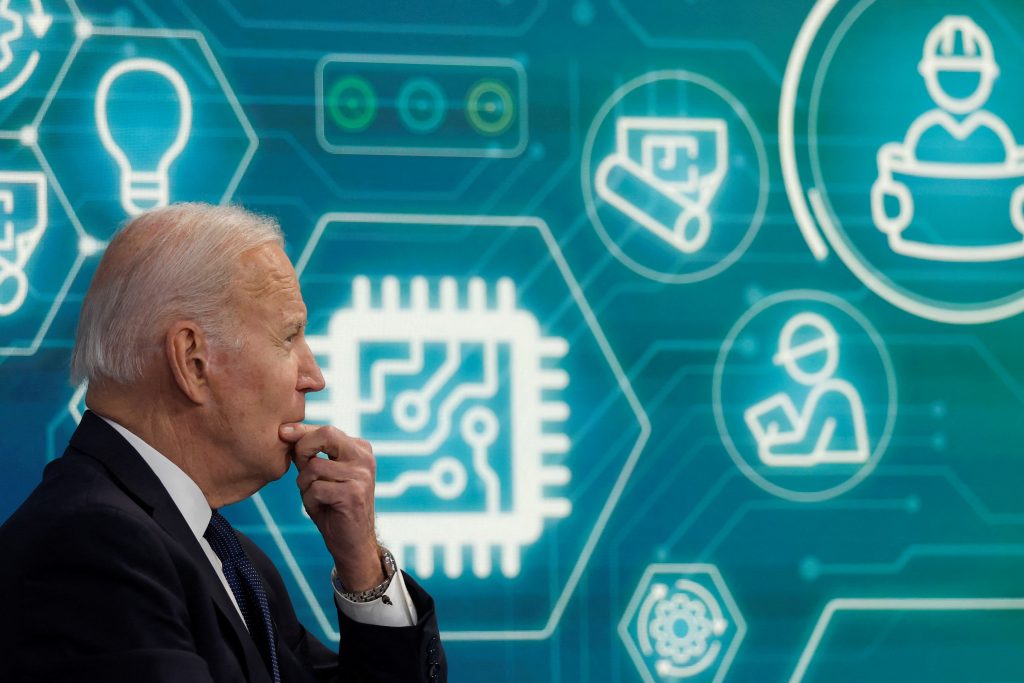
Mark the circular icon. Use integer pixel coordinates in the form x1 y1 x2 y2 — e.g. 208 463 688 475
780 0 1024 323
397 77 446 133
326 75 377 132
466 79 515 135
638 579 727 678
582 71 768 284
713 290 897 502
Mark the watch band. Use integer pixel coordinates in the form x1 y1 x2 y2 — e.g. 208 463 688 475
332 547 397 604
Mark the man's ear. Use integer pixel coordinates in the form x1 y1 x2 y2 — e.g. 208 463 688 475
165 321 211 404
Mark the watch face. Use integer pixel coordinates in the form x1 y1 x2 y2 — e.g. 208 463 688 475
380 547 398 579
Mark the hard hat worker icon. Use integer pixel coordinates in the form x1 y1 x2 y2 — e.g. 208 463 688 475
871 15 1024 262
743 313 870 468
918 15 999 116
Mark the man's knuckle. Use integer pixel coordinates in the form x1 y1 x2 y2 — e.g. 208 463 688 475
310 480 333 500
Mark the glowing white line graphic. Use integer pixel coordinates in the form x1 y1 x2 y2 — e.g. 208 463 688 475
95 58 192 216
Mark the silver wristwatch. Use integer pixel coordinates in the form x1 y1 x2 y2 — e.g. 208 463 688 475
332 547 397 604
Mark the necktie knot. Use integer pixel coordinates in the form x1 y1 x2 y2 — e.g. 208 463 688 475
205 510 245 562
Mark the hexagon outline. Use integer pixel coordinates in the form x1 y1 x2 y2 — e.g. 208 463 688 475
250 211 651 642
0 0 87 133
789 597 1024 683
619 563 746 683
0 242 87 356
0 1 87 356
34 23 259 244
0 144 88 356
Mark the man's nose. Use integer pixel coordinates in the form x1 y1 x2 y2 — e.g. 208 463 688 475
297 342 326 393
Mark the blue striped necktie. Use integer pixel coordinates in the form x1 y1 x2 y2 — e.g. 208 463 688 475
205 510 281 683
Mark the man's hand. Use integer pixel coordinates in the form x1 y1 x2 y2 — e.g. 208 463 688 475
279 423 385 592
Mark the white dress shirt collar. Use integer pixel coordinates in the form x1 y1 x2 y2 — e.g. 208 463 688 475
93 413 417 627
98 415 212 540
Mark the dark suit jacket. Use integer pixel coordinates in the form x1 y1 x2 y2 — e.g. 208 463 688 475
0 412 446 682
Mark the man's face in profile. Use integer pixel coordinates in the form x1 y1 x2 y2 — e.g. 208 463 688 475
206 243 326 483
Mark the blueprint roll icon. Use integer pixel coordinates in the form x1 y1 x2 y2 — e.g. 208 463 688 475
305 275 571 579
595 117 727 255
781 0 1024 323
713 290 897 502
582 70 768 284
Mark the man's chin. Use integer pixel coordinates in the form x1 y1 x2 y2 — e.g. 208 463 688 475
267 450 293 481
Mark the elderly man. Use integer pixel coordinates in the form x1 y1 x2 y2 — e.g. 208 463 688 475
0 204 446 681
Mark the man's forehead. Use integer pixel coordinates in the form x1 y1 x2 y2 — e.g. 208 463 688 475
232 244 308 318
238 242 292 274
236 245 299 292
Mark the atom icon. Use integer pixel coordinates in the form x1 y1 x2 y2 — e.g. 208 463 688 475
638 579 728 678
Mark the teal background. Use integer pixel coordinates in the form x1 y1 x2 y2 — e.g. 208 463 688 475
2 0 1024 680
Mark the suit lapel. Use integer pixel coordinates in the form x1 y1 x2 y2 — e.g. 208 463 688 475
69 411 273 683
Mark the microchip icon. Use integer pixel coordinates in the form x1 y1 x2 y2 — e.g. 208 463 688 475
307 275 571 579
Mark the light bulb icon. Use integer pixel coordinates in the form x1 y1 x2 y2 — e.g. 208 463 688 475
95 58 192 216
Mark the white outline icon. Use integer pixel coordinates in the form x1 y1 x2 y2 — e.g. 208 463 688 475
749 311 868 466
305 275 571 580
780 1 1024 323
620 564 746 683
596 117 727 254
0 170 46 316
315 54 527 158
95 58 192 216
250 212 649 643
582 70 768 284
871 16 1024 262
744 312 869 468
639 579 728 678
35 24 258 243
0 0 51 101
713 290 897 502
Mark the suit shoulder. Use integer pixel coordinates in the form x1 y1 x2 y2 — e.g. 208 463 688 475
0 454 165 578
5 449 141 520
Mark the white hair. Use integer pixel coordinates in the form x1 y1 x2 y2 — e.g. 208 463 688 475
71 203 284 385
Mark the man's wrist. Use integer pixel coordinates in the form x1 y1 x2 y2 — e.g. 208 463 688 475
332 546 397 603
